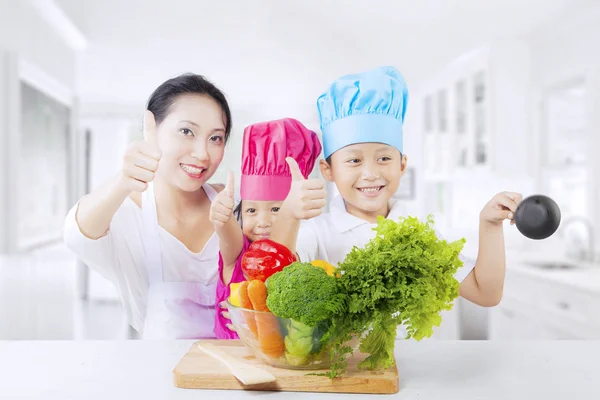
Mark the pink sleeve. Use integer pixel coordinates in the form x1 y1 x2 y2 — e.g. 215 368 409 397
217 235 251 285
214 236 252 339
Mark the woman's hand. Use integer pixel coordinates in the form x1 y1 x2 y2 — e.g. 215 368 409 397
118 111 162 193
70 111 162 240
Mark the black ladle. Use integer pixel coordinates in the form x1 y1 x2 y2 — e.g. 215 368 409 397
514 195 561 240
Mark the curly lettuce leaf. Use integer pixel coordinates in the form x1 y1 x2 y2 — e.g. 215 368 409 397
324 214 465 377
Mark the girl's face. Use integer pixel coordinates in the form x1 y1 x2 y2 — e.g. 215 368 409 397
155 94 227 192
240 200 283 242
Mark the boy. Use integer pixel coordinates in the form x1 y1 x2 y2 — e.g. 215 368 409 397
271 66 522 307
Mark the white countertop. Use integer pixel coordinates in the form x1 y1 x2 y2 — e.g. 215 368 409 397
506 250 600 293
1 340 598 399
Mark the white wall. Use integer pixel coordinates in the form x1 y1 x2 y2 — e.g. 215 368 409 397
0 0 79 254
0 0 80 338
0 0 77 89
490 41 533 178
528 7 600 254
82 118 134 192
0 54 11 253
74 115 134 300
393 95 424 218
529 10 600 88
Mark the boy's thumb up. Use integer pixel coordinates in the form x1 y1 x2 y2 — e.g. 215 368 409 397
286 157 305 181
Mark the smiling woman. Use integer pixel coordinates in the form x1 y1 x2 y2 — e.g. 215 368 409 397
63 73 233 340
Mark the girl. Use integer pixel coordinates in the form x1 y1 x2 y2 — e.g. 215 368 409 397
64 73 232 339
208 118 322 339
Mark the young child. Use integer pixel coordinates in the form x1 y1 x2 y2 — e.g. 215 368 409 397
209 118 322 338
271 66 523 308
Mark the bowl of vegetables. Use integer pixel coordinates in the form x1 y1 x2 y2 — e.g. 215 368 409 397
227 258 356 370
226 298 358 370
230 215 466 378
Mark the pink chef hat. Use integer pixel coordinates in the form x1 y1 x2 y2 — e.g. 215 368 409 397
240 118 322 201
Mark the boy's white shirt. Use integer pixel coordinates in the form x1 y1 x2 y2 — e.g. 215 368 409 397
296 194 475 284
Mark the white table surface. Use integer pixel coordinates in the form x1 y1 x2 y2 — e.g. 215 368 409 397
1 340 598 399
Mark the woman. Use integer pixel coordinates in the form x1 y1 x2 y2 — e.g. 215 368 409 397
64 73 233 339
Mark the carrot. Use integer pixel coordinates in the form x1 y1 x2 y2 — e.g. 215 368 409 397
247 280 284 358
238 281 257 336
247 279 269 311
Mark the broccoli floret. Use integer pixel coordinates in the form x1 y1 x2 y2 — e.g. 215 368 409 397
265 262 344 327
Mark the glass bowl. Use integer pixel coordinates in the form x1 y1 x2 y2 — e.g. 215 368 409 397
226 299 359 370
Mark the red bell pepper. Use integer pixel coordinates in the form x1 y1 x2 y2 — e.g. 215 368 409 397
241 239 296 281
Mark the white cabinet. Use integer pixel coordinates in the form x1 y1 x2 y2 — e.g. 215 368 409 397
419 41 531 179
490 299 549 340
489 265 600 340
416 41 534 237
420 298 483 341
429 308 460 340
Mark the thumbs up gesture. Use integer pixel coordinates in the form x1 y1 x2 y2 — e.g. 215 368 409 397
283 157 327 220
210 171 236 229
118 110 162 192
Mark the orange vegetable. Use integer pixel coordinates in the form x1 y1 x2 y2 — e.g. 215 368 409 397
247 279 269 312
247 280 284 358
238 281 257 336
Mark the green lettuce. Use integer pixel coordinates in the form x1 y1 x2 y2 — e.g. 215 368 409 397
324 215 465 378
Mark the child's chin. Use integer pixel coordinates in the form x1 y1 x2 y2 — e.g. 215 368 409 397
350 197 387 212
252 234 270 241
362 197 393 212
363 203 387 213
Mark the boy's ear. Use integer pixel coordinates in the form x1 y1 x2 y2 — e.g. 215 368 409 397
400 154 409 176
319 159 334 182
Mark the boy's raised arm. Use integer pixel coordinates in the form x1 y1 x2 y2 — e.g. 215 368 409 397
459 191 523 307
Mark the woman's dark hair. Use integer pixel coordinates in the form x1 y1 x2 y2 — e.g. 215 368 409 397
146 73 232 142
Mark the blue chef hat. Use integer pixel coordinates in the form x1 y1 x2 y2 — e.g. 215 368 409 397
316 66 409 159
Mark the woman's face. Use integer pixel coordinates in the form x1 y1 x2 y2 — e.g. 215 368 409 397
155 94 227 192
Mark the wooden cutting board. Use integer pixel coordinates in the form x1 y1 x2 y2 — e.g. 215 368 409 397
173 340 399 394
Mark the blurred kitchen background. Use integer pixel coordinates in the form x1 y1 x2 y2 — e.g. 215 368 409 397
0 0 599 341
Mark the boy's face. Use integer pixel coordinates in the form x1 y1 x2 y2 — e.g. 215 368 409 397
320 143 408 219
